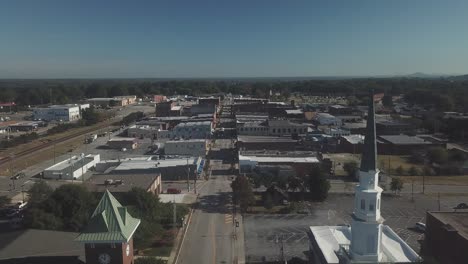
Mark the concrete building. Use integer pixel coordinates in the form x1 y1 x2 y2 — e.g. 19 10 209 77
171 121 212 139
425 211 468 264
95 157 204 181
308 93 420 264
376 120 413 135
237 135 298 151
107 137 138 150
315 113 342 126
43 154 100 180
88 96 136 107
85 173 162 196
198 97 221 106
268 119 309 136
239 151 320 176
127 125 159 139
190 104 217 116
153 95 167 103
164 139 207 157
237 122 269 136
155 101 182 117
33 104 81 122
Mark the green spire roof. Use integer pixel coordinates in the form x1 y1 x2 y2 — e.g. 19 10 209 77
76 190 140 243
360 90 378 172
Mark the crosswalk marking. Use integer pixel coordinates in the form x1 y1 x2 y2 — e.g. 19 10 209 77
225 214 233 224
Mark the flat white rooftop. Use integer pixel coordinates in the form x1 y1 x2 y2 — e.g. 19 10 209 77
112 158 197 171
239 154 319 163
309 225 421 263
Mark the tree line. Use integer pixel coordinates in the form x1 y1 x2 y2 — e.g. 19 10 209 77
1 78 468 111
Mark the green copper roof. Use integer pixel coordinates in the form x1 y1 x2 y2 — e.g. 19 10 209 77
75 190 140 243
360 90 378 172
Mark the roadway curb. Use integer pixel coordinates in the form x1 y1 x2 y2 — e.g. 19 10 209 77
171 206 195 264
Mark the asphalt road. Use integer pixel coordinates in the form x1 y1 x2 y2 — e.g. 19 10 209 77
176 174 239 264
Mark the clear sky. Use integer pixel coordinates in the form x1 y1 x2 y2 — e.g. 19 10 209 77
1 0 468 78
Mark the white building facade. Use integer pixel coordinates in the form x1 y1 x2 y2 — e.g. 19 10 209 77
43 154 100 180
33 104 81 122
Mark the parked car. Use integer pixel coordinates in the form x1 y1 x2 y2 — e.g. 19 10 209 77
415 222 426 232
15 201 28 209
167 188 182 194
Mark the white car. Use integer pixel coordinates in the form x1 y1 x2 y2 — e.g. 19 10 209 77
415 222 426 232
15 201 28 209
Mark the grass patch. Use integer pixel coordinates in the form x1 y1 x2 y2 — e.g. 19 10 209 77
142 246 173 257
395 175 468 185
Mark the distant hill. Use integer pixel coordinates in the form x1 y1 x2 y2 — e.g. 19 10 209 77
448 74 468 81
402 72 451 78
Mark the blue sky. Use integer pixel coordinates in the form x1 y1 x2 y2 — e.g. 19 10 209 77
1 0 468 78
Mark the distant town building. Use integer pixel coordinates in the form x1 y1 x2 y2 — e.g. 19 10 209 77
33 104 82 122
153 95 167 103
170 121 212 139
376 120 413 135
107 137 138 150
155 101 182 117
127 125 159 139
164 139 207 157
198 97 221 106
88 96 136 107
315 113 342 126
237 135 298 151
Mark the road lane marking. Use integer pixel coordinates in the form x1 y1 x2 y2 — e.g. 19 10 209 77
211 218 216 264
225 214 233 224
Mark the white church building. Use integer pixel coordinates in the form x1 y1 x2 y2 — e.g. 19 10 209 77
308 93 421 264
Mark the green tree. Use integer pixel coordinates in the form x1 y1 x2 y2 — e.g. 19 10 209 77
395 165 405 175
0 196 11 208
24 208 63 230
382 94 393 107
408 166 420 176
390 178 404 194
231 175 255 213
343 161 359 179
263 194 274 210
46 184 97 231
427 147 449 164
81 108 103 126
27 180 53 206
307 165 330 201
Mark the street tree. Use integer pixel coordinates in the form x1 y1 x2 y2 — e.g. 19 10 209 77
307 165 330 201
343 161 359 179
390 178 404 194
231 175 255 213
0 196 11 208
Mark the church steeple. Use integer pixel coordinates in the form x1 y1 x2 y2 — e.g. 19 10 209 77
360 90 377 172
350 89 384 262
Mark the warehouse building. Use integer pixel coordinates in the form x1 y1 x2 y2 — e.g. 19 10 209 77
164 139 208 157
33 104 81 122
107 137 138 150
43 154 100 180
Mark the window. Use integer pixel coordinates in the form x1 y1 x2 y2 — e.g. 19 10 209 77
273 128 276 133
377 198 380 209
288 128 291 133
369 204 374 211
361 199 365 210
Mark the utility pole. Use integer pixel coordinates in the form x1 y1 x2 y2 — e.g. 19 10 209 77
411 180 414 202
173 195 177 236
53 143 56 164
438 192 441 211
422 174 425 194
187 158 190 192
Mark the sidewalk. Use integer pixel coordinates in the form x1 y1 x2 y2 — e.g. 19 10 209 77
234 213 246 264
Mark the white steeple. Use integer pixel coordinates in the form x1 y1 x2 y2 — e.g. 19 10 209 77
350 91 384 262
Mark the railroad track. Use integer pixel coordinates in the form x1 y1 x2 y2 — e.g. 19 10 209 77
0 121 116 167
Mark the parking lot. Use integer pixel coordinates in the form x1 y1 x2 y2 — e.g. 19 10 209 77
243 193 452 262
